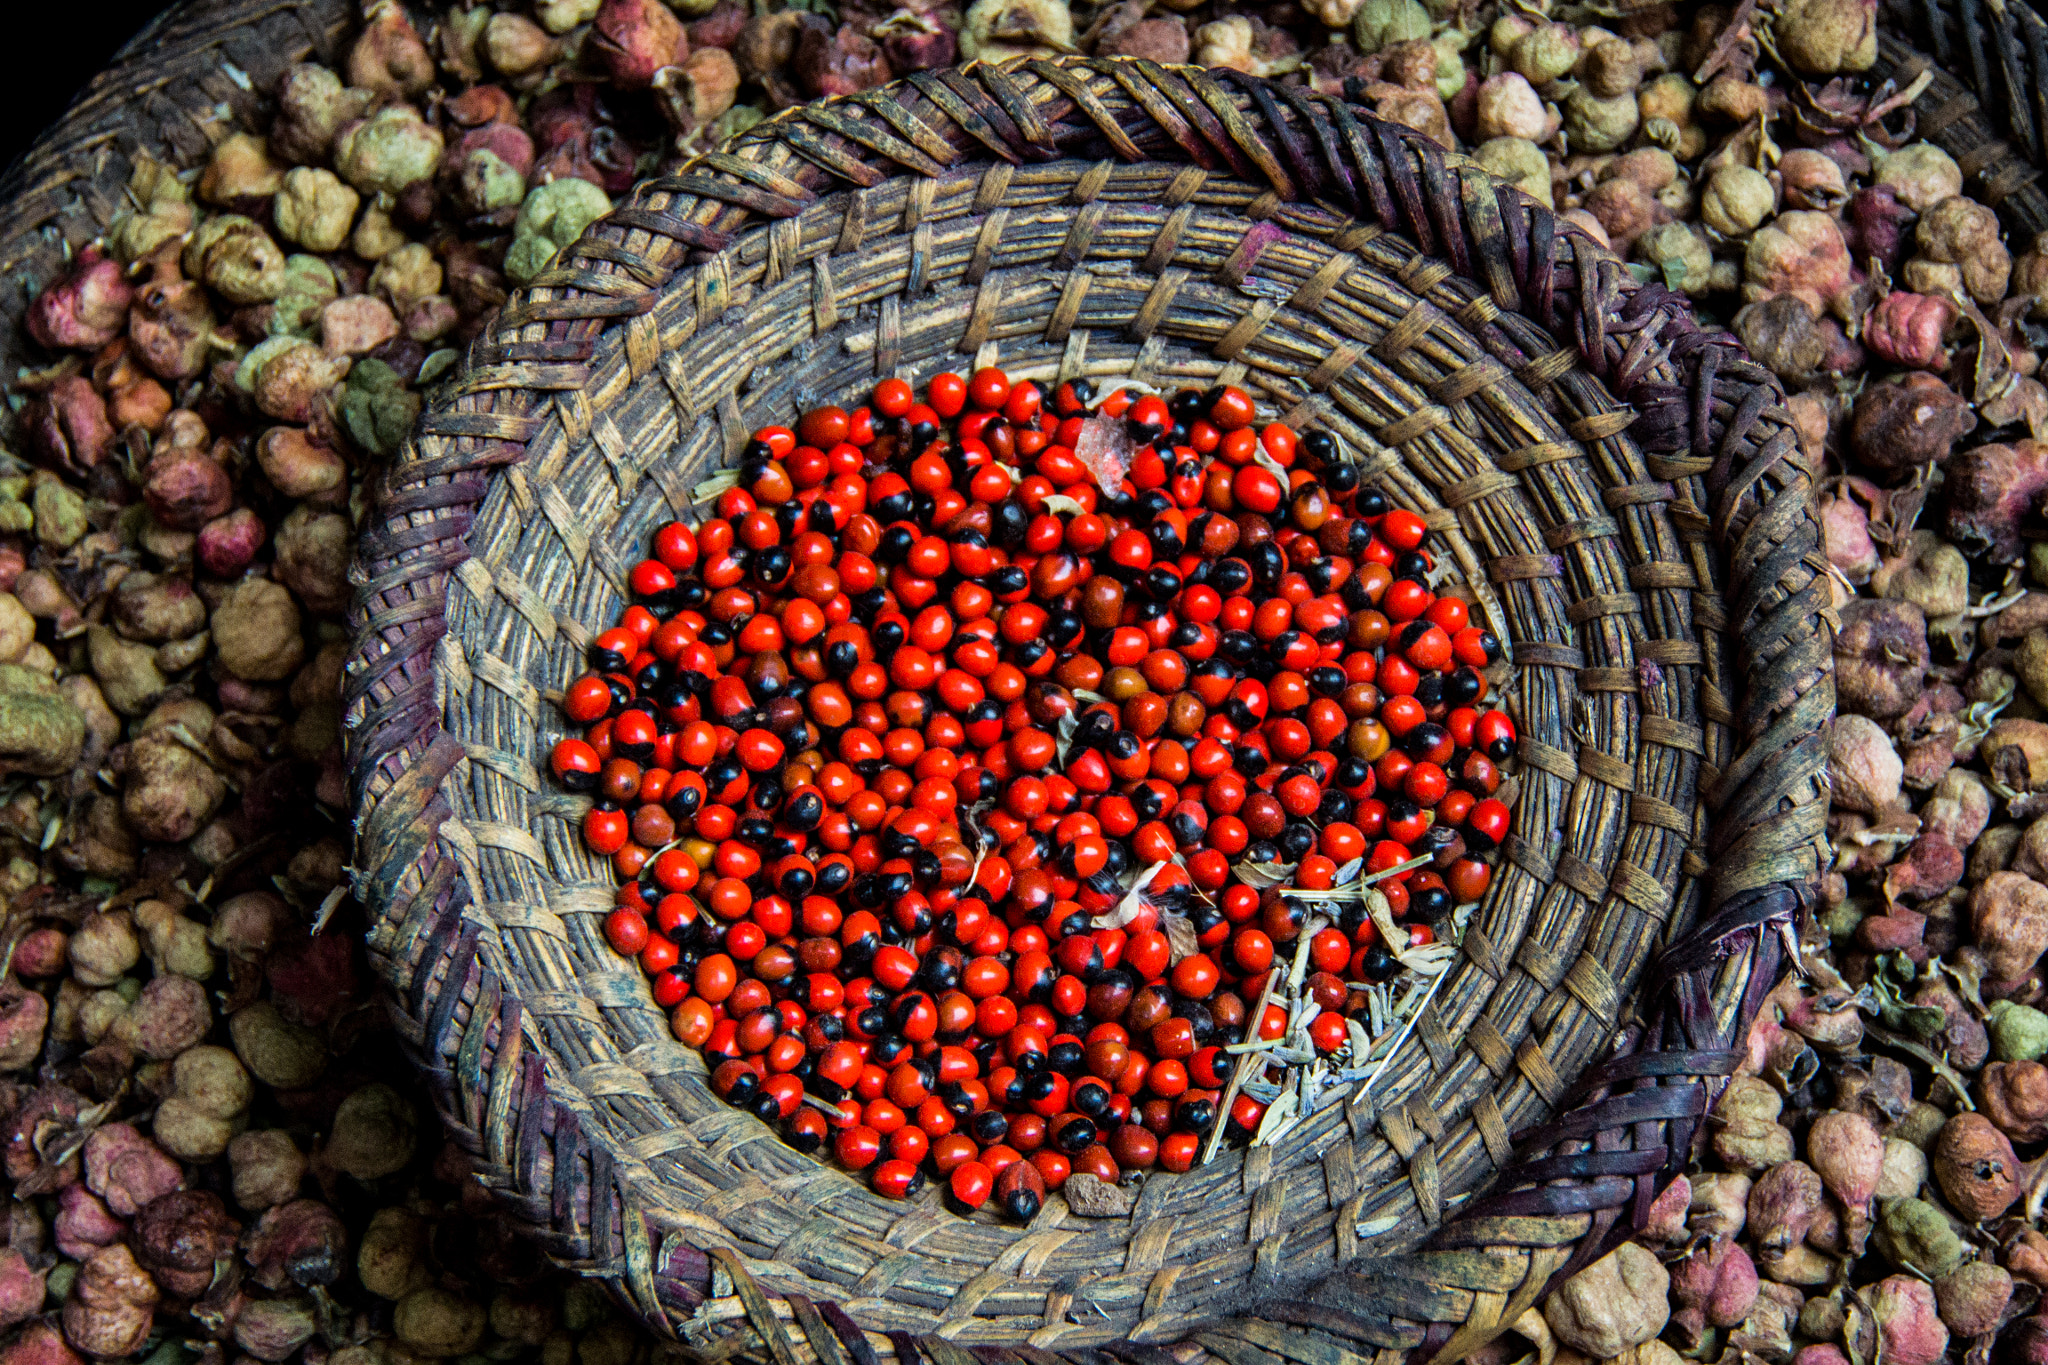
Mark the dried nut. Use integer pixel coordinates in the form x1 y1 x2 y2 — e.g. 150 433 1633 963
1543 1243 1670 1356
211 578 306 684
326 1083 418 1180
123 727 226 846
1827 714 1903 815
1475 73 1550 141
69 911 139 989
1875 1196 1969 1277
1974 872 2048 984
62 1242 157 1358
228 1130 309 1211
1936 1261 2014 1337
1744 210 1853 317
1703 164 1775 234
1851 374 1976 471
243 1198 349 1290
229 1000 328 1089
131 1189 239 1299
182 215 286 305
1875 532 1966 618
0 666 85 780
234 1296 319 1362
395 1287 487 1357
1834 599 1929 719
1992 1001 2048 1061
273 167 360 253
1807 1110 1883 1244
1919 196 2012 305
271 63 372 164
1690 1171 1751 1239
1735 296 1825 379
1474 137 1554 207
1876 143 1964 213
275 506 351 616
334 106 446 197
357 1207 429 1300
504 179 613 284
1931 1112 2022 1220
1877 1137 1929 1199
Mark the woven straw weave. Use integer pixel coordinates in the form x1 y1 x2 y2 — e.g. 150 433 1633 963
345 57 1831 1363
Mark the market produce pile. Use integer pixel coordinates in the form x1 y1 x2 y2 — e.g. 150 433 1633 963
0 0 2040 1361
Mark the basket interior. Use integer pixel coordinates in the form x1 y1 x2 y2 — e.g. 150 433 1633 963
375 154 1731 1343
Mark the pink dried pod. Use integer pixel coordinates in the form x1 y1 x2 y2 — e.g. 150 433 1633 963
197 508 268 580
110 974 208 1061
1872 1275 1949 1365
142 446 233 532
132 1190 240 1299
1820 485 1880 583
690 0 747 49
27 376 113 479
14 926 68 978
882 17 960 70
2 1323 81 1365
445 84 519 127
0 1248 44 1330
1782 987 1865 1052
1792 1346 1850 1365
1641 1173 1691 1244
28 248 133 353
1806 1109 1883 1250
1865 291 1957 371
79 1129 180 1219
1947 440 2048 564
52 1186 123 1261
1845 184 1916 269
265 931 356 1028
243 1198 349 1290
1883 834 1966 905
796 21 894 98
592 0 688 89
1669 1238 1759 1346
0 983 47 1072
1747 1158 1825 1259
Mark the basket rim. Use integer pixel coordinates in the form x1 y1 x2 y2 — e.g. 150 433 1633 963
344 55 1830 1361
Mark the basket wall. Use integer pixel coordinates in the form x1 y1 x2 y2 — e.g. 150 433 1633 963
346 58 1831 1362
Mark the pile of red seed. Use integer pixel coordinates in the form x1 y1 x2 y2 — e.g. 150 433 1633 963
547 370 1515 1218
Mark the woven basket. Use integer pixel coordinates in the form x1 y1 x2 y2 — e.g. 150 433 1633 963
345 57 1830 1363
0 0 353 442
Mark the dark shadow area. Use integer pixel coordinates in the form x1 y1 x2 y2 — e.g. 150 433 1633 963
0 1 170 170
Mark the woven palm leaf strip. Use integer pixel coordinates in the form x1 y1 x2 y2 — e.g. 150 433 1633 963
344 57 1830 1365
0 0 354 445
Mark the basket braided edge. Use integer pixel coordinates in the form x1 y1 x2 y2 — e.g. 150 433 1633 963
343 57 1833 1365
